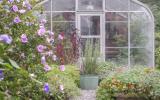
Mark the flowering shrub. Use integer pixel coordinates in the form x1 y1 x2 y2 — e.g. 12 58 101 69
96 67 160 100
0 0 78 99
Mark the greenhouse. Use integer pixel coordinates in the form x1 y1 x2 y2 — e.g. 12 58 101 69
42 0 154 67
1 0 160 99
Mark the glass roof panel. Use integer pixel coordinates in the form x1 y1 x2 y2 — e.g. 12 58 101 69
105 0 129 11
78 0 103 11
52 0 75 11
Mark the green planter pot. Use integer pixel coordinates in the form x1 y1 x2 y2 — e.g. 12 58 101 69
80 75 99 90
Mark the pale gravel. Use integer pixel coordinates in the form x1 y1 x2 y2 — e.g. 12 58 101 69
70 90 96 100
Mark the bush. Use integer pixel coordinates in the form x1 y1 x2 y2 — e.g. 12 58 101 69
46 64 80 99
96 67 160 100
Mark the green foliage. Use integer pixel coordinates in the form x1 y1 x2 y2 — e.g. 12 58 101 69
81 40 100 75
96 61 118 80
46 64 80 99
0 68 48 100
97 67 160 100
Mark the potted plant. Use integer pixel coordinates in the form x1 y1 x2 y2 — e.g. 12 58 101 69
80 40 100 90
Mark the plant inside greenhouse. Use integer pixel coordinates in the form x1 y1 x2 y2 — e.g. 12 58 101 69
0 0 160 100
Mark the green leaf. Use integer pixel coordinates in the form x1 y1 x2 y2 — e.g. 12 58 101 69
0 62 12 69
9 59 20 69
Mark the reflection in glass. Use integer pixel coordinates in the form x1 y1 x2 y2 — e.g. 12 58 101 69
78 0 103 10
52 12 75 21
105 22 128 47
105 48 128 66
52 0 75 11
106 0 129 11
80 38 100 56
52 22 75 37
80 16 100 35
130 48 152 66
130 13 149 47
105 12 128 21
43 0 51 11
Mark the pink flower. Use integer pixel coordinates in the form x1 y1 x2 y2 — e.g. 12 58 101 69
37 27 46 36
52 55 57 61
46 50 53 56
44 64 51 72
21 34 28 43
58 34 64 40
12 5 18 12
41 56 46 65
59 84 64 91
19 9 26 14
36 45 46 53
48 31 54 36
59 65 65 72
40 19 47 24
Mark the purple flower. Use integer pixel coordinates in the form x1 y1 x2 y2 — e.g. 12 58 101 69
59 84 64 91
13 16 21 24
59 65 65 72
44 64 51 72
12 5 18 12
19 9 26 14
0 34 12 44
40 19 47 24
8 0 14 3
41 56 46 65
36 45 46 53
23 0 32 10
0 70 4 81
37 27 46 36
43 83 50 94
21 34 28 43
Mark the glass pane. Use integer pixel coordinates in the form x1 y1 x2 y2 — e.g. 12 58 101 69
52 12 75 21
105 12 128 21
52 0 75 11
43 0 51 11
106 0 129 11
130 13 150 47
78 0 103 11
105 48 128 66
105 22 128 47
130 48 153 66
81 16 100 35
52 22 75 37
80 38 100 56
130 1 146 11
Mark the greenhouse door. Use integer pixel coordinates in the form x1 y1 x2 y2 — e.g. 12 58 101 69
77 13 104 60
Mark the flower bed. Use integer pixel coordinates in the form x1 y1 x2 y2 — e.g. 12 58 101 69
96 67 160 100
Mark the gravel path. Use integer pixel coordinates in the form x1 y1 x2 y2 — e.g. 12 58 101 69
70 90 96 100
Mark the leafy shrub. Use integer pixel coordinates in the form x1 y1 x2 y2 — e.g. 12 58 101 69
96 61 118 79
46 64 80 99
97 67 160 100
